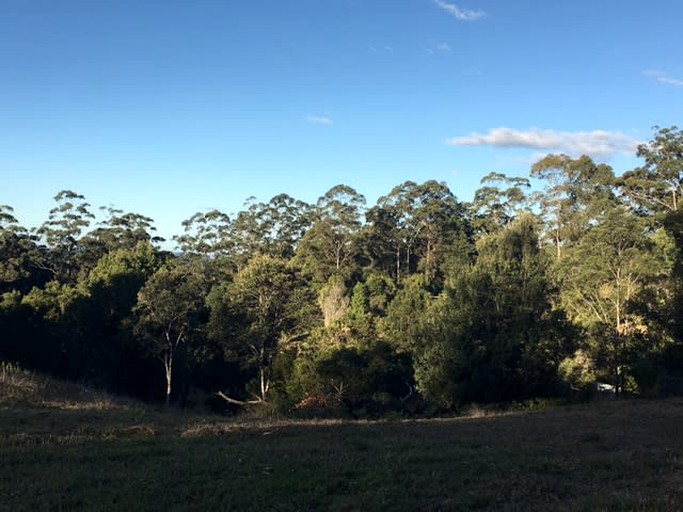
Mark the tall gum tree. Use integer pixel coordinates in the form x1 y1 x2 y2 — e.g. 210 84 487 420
619 126 683 216
223 194 314 270
208 255 318 403
36 190 95 283
175 209 233 258
554 208 662 393
469 172 531 236
134 259 208 406
619 126 683 371
0 205 49 293
79 208 162 274
296 185 365 286
531 155 616 260
366 180 469 286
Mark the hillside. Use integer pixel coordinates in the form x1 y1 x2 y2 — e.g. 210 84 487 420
1 363 682 511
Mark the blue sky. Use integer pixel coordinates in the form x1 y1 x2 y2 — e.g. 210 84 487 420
2 0 682 242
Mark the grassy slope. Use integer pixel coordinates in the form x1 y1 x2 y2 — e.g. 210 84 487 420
1 364 682 511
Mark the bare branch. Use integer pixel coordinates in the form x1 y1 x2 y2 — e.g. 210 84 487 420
215 391 264 406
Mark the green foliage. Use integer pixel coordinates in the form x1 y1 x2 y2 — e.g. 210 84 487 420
554 208 663 393
469 172 531 235
558 350 597 391
346 270 397 342
295 185 365 286
80 208 162 271
35 190 96 283
0 229 49 294
175 209 233 257
4 149 683 411
531 154 617 259
0 205 43 293
620 125 683 216
411 216 574 406
208 255 318 402
288 341 413 415
135 258 210 404
382 274 433 353
365 180 470 287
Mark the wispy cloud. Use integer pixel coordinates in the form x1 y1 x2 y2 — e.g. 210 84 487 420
446 127 641 158
307 115 334 126
369 45 393 54
644 70 683 86
425 42 452 54
433 0 486 21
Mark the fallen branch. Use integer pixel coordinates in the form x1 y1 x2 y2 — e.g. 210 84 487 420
216 391 264 406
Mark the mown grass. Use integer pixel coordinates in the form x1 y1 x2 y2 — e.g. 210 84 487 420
1 363 682 511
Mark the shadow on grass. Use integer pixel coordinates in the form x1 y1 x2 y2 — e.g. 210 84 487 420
1 398 682 511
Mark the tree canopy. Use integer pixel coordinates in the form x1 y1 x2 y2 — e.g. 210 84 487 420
2 126 682 413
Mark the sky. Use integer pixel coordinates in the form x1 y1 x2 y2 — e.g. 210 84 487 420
1 0 682 243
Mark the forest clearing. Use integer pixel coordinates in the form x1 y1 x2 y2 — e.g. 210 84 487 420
1 365 682 511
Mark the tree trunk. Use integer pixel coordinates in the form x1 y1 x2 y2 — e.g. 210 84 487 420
164 353 173 407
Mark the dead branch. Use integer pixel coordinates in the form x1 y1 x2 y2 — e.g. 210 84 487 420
216 391 264 406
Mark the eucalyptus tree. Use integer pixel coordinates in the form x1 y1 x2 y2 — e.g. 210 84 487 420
254 193 314 259
134 258 209 405
0 205 48 293
207 254 318 403
87 207 161 250
175 209 233 257
619 127 683 346
369 181 422 281
0 205 22 232
35 190 96 282
469 172 531 236
619 126 683 216
366 180 469 286
531 155 617 260
218 194 314 271
410 181 469 285
296 185 366 286
554 208 662 394
361 202 402 279
79 208 163 274
0 205 24 288
224 197 263 269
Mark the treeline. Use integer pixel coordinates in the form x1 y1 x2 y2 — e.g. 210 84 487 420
1 126 682 414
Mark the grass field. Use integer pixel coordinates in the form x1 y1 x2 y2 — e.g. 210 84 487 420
1 363 682 511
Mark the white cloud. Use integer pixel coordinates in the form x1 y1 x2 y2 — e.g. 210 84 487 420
426 42 452 54
446 127 641 158
644 70 683 87
433 0 486 21
307 115 334 126
369 45 393 54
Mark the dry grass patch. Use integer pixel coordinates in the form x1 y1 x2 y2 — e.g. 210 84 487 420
0 361 136 412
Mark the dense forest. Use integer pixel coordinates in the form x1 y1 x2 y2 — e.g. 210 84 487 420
1 126 682 415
